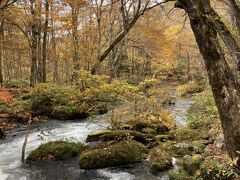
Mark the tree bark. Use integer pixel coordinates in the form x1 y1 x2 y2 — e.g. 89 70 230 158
228 0 240 37
37 0 42 82
91 14 140 74
207 9 240 70
177 0 240 159
21 117 32 163
0 20 4 88
30 0 38 87
71 3 80 71
42 0 49 82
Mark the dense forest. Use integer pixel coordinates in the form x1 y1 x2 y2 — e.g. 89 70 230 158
0 0 240 179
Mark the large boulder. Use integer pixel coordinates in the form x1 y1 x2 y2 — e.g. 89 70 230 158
86 130 158 148
79 140 148 169
27 141 86 161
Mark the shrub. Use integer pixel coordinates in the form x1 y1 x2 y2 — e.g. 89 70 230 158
4 79 29 88
80 79 139 104
139 78 160 92
73 70 108 90
121 110 174 135
177 80 204 96
31 84 80 119
198 159 236 179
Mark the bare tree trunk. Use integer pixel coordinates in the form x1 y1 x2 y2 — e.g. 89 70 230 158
0 20 4 88
186 50 191 81
21 116 32 163
71 3 80 71
91 16 139 74
36 0 42 82
42 0 49 83
177 0 240 159
30 0 38 87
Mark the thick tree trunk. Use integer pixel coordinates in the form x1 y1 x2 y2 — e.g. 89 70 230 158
177 0 240 159
208 9 240 71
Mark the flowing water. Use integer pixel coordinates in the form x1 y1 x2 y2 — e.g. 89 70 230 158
0 99 193 180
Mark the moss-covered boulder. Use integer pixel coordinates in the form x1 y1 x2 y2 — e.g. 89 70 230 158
79 140 148 169
121 111 174 135
182 155 203 176
86 130 158 148
27 141 86 161
155 134 174 142
147 148 172 172
168 168 194 180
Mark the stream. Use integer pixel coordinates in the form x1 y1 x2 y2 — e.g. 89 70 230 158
0 99 193 180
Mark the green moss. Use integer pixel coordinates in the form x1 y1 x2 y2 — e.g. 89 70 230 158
155 134 174 142
86 130 157 148
174 125 209 141
79 140 148 169
177 80 204 96
147 148 172 172
27 141 86 161
182 155 203 176
168 167 194 180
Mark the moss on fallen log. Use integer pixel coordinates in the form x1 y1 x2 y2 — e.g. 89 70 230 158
86 130 158 148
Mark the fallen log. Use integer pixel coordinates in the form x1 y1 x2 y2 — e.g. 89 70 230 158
86 130 158 148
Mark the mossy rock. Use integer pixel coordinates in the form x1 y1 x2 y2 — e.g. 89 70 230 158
182 155 203 176
147 148 172 172
168 167 194 180
86 130 158 148
174 126 209 141
122 118 170 135
79 140 148 169
27 141 86 161
192 140 212 154
157 141 193 157
155 134 174 142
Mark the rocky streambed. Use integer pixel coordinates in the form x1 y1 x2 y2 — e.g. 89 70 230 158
0 99 193 180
